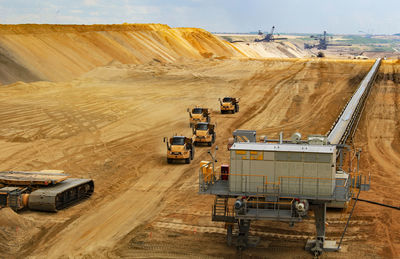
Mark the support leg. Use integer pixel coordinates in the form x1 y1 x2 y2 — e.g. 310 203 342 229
226 223 233 246
311 203 326 256
236 219 250 250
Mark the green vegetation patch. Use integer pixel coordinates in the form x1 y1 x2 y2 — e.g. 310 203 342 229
339 35 395 45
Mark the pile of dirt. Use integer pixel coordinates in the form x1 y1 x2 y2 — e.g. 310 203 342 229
0 24 246 84
233 41 307 58
0 208 40 255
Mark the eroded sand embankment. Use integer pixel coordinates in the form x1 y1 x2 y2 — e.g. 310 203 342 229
0 24 246 84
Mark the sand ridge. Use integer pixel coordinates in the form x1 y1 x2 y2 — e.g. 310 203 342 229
0 24 246 84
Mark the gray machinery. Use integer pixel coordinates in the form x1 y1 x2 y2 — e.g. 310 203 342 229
198 59 381 256
304 31 352 50
255 26 288 42
0 170 94 212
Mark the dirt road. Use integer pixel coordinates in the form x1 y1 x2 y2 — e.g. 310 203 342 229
3 58 394 259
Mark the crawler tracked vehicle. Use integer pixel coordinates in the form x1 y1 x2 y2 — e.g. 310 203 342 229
0 170 94 212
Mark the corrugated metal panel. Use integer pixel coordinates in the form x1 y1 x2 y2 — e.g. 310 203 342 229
263 151 275 161
228 149 335 196
242 160 251 192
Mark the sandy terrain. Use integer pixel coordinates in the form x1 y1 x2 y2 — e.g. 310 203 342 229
0 24 399 259
4 56 397 258
353 60 400 257
0 24 246 84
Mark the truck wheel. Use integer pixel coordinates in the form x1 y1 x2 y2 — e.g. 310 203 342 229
208 141 212 147
194 141 198 146
231 110 235 114
167 158 172 164
185 158 190 164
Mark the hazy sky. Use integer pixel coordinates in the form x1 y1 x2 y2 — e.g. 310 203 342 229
0 0 399 34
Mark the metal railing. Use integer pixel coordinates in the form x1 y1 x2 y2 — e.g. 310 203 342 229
200 166 341 199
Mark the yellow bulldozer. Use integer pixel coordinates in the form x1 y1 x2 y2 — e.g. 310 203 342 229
192 122 216 146
187 107 211 127
219 97 239 114
163 135 195 164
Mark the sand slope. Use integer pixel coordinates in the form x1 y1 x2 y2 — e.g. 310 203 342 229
0 24 245 84
233 41 307 58
354 60 400 257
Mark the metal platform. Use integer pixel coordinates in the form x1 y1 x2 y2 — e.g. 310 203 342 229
0 170 68 186
236 208 302 222
305 240 338 252
200 179 349 202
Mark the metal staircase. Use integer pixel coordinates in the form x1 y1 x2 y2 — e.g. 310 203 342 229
212 196 235 223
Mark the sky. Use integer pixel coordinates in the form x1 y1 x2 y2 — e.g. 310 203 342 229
0 0 399 34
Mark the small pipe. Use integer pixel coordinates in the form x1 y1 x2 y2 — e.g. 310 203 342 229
355 198 400 210
338 188 361 250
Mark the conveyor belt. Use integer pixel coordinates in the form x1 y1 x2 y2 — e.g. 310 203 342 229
327 59 381 145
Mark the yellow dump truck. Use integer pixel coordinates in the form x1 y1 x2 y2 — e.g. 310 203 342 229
164 136 195 164
187 107 211 127
219 97 239 114
192 122 216 146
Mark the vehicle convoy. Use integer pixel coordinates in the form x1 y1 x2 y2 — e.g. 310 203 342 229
192 122 216 147
187 107 211 127
164 135 195 164
0 170 94 212
219 97 239 114
199 59 382 256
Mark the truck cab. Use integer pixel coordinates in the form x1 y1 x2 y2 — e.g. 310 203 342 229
164 136 195 164
188 107 210 127
219 97 239 114
193 122 216 146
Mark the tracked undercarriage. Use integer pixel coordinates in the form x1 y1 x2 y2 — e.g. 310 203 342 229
0 170 94 212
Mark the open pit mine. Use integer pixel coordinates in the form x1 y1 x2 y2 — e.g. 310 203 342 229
0 24 399 258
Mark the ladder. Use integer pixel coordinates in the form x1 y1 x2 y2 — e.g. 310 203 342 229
212 196 235 222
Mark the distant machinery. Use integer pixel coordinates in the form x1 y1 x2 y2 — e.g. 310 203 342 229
358 31 372 38
304 31 352 50
255 26 288 42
